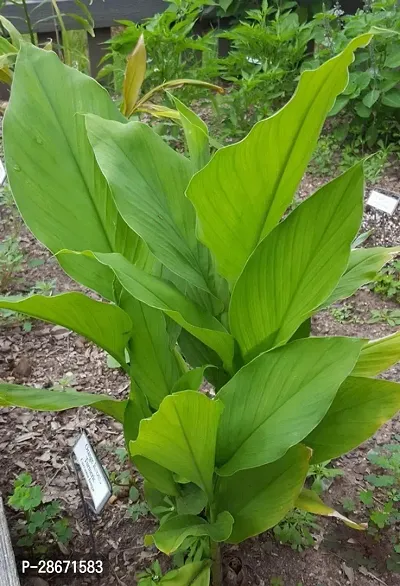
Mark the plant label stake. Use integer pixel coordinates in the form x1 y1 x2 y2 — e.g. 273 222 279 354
71 432 112 554
367 189 399 245
0 158 6 186
72 431 112 515
367 190 399 215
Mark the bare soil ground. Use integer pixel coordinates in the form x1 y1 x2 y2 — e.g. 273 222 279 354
0 159 399 586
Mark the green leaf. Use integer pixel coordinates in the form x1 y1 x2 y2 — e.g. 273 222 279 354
160 561 211 586
89 251 235 372
135 456 179 497
323 246 399 307
215 445 311 543
121 295 182 409
170 94 210 172
130 391 223 499
216 337 363 476
123 385 152 445
363 89 380 108
123 390 179 497
296 489 366 530
0 292 132 368
352 331 400 377
85 114 214 295
58 242 153 301
219 0 234 10
384 46 400 68
151 511 233 554
0 36 18 55
176 483 208 515
355 102 371 118
305 377 400 464
382 89 400 108
186 35 371 282
171 367 208 393
178 330 230 390
0 16 22 49
289 318 311 342
229 164 364 360
328 95 349 116
0 384 126 422
3 44 141 297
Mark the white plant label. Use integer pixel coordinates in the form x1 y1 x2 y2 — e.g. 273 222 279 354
73 432 111 514
0 158 6 185
367 190 399 215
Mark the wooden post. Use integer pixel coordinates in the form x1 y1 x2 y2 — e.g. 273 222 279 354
87 27 112 82
0 497 20 586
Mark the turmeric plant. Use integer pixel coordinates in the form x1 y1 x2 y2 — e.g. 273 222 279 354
1 37 400 585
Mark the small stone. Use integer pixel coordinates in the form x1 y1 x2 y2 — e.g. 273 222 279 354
13 356 32 378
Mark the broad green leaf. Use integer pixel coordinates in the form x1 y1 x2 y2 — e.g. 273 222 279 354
151 511 233 554
355 102 371 118
296 489 366 530
89 252 235 372
215 445 311 543
123 388 179 497
382 89 400 108
176 483 208 515
171 366 209 393
363 89 380 108
305 377 400 464
178 330 230 390
130 391 223 499
219 0 234 10
352 331 400 377
3 44 141 297
323 246 399 307
230 165 364 360
384 46 400 68
0 293 132 368
58 241 153 302
122 34 146 117
85 115 214 295
123 385 152 444
159 561 211 586
0 384 126 422
122 295 182 409
170 94 210 171
186 35 371 281
135 456 179 497
216 337 363 476
328 95 349 116
289 318 311 342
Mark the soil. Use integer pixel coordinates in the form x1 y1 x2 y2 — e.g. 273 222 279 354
0 145 400 586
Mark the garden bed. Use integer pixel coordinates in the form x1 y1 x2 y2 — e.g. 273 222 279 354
1 157 399 586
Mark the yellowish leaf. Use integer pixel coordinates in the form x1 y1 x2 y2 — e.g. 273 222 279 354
137 101 181 120
122 34 147 117
296 488 367 530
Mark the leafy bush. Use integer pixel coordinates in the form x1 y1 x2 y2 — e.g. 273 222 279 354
214 1 315 135
8 473 72 552
2 36 400 584
310 0 400 144
370 259 400 302
99 0 218 96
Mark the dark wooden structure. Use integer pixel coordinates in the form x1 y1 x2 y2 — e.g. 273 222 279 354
1 0 165 78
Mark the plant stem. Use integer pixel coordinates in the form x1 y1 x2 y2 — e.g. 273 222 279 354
20 0 35 45
210 540 222 586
